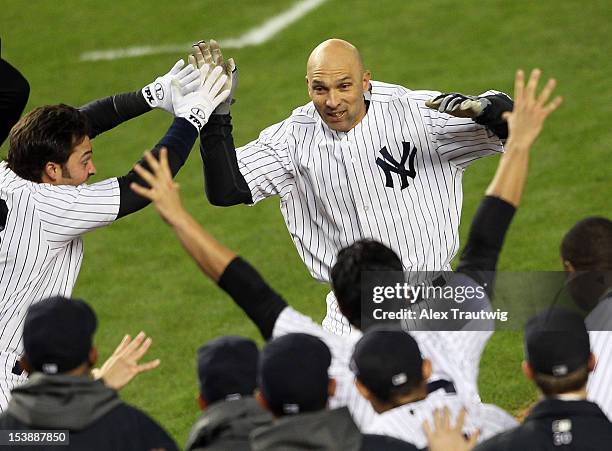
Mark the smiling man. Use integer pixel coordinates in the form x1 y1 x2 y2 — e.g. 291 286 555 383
199 38 513 335
0 59 230 410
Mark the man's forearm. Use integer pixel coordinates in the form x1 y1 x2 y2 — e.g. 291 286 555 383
485 141 530 207
200 114 253 206
79 90 151 139
116 118 196 218
168 208 236 281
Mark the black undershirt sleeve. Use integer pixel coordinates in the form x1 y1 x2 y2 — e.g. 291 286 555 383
218 257 288 340
474 93 514 140
78 90 151 139
199 114 253 206
0 59 30 146
116 118 197 218
456 196 516 297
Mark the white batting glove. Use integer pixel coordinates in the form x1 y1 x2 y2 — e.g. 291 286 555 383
141 60 200 114
425 93 491 118
172 64 230 131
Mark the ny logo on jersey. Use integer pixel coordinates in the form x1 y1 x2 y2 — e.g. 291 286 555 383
376 142 417 190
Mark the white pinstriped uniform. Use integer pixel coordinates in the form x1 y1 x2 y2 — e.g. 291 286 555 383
0 162 120 410
366 388 517 448
272 305 515 440
585 294 612 420
236 81 504 334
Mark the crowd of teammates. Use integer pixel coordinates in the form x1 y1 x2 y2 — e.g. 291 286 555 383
0 38 610 450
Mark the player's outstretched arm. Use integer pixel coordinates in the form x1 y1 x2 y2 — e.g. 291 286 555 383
457 69 562 280
92 331 160 391
131 149 287 339
485 69 562 207
426 91 514 139
190 40 253 206
78 59 200 139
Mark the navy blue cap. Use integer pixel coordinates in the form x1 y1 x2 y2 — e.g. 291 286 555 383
23 296 97 375
351 328 423 401
525 308 590 377
259 333 331 415
197 336 259 403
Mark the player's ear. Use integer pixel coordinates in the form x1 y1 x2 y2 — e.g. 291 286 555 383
18 357 32 374
328 377 337 397
422 358 433 381
42 162 61 183
255 389 272 414
362 70 371 92
354 378 373 401
588 352 596 372
89 347 98 367
562 259 576 274
196 393 208 411
521 360 535 381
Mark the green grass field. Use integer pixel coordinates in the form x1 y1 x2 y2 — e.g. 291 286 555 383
2 0 610 444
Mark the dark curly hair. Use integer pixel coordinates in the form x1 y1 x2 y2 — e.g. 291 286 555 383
7 104 89 182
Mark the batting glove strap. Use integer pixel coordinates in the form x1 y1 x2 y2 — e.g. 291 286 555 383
142 60 200 114
172 65 230 132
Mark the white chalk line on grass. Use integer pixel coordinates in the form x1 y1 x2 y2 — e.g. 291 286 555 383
80 0 328 61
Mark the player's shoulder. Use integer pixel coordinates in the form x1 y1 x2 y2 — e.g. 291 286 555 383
288 101 319 125
369 80 440 105
0 161 36 195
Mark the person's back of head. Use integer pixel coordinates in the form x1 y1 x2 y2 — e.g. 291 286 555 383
560 217 612 311
21 295 97 375
196 335 259 409
256 333 333 418
350 328 431 413
523 308 594 397
561 217 612 272
7 104 89 182
331 240 404 331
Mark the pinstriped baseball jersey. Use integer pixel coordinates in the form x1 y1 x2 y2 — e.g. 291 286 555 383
586 294 612 420
272 305 504 431
0 161 119 361
236 81 505 285
365 389 517 448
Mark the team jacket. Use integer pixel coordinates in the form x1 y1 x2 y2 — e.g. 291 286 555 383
0 373 178 451
250 406 417 451
474 399 612 450
185 396 272 451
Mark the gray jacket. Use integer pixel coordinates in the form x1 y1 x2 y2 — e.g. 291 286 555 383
186 396 272 451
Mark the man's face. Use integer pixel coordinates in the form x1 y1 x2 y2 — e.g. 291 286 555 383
57 136 96 186
307 62 370 132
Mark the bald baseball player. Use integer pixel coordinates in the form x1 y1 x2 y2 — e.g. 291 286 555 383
195 38 513 335
0 60 229 409
131 69 561 434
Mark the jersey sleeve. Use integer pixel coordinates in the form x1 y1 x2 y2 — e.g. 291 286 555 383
415 90 505 169
273 307 352 366
236 119 295 204
33 178 120 248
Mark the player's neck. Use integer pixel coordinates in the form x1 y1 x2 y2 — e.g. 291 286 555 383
549 386 588 401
